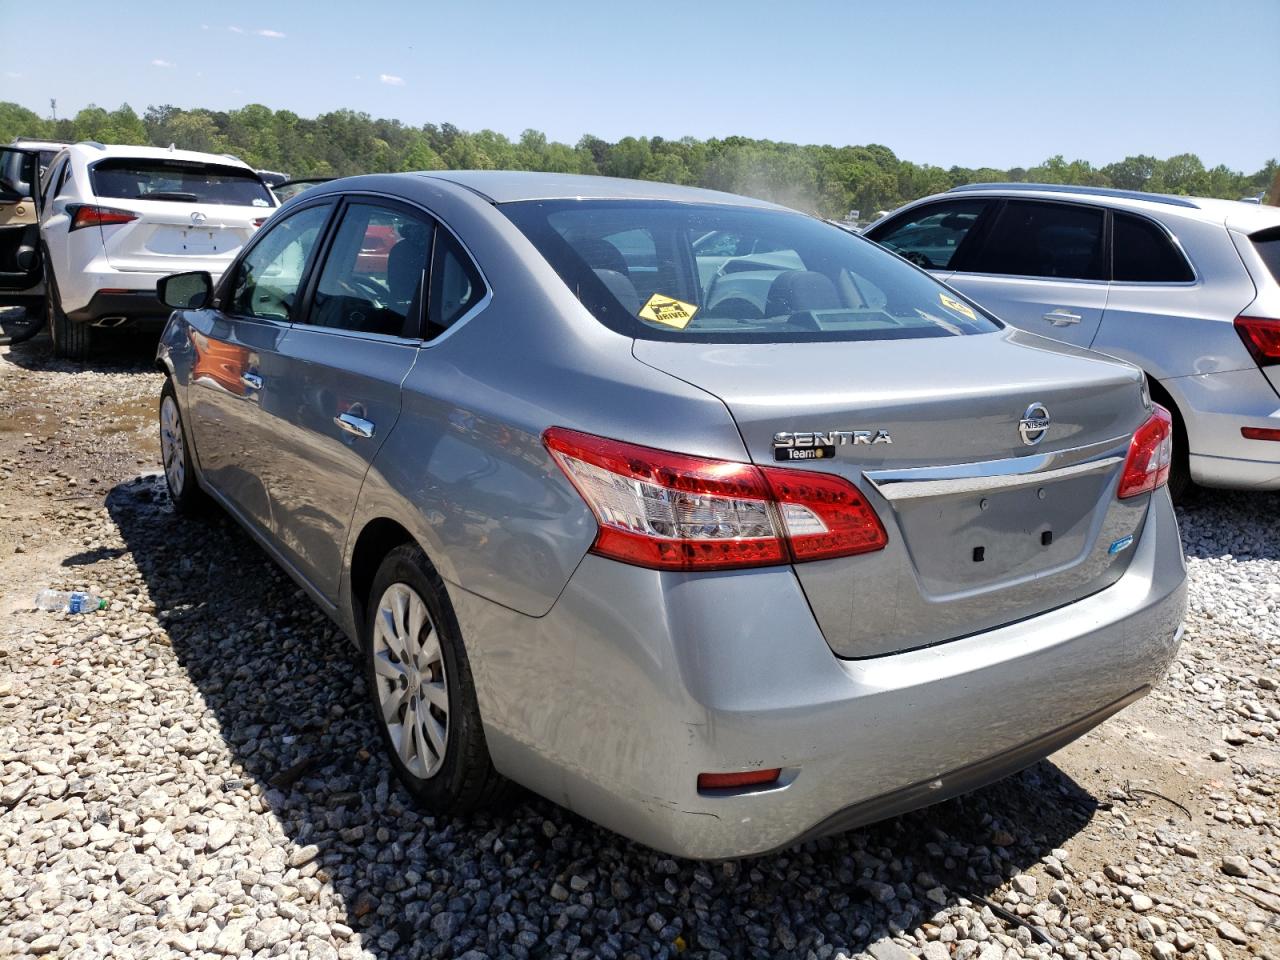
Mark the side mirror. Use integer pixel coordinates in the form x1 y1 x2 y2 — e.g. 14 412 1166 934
158 271 213 310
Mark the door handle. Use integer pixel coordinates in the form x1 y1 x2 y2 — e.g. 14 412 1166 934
334 411 375 438
240 372 263 390
1042 309 1083 326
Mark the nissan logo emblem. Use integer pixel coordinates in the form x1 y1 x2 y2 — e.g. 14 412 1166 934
1018 402 1051 446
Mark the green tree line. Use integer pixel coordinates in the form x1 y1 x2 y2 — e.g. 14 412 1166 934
3 100 1275 218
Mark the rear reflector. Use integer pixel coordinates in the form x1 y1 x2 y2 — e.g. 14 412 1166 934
1235 315 1280 367
697 769 781 791
68 204 139 232
542 427 887 571
1242 427 1280 441
1118 405 1174 499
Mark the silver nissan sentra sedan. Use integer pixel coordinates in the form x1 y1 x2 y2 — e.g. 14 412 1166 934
153 172 1187 858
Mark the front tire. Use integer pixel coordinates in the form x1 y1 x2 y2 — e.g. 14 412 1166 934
159 380 209 515
46 270 91 360
364 544 509 813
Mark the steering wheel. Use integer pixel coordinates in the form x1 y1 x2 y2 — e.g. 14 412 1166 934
342 276 387 309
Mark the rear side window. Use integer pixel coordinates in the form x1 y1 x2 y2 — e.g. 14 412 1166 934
1113 213 1194 282
868 199 989 270
1252 227 1280 285
967 200 1106 281
502 199 1000 343
91 158 274 207
307 202 434 337
428 231 486 338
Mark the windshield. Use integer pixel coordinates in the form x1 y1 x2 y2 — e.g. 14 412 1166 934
502 200 999 343
90 159 275 207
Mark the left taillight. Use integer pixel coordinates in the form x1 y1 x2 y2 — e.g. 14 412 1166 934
1117 404 1174 499
542 427 888 571
68 204 138 232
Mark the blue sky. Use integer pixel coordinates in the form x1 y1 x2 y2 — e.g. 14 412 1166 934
2 0 1276 170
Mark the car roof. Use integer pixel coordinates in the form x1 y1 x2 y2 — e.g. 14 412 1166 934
944 182 1280 232
62 142 257 171
418 170 789 209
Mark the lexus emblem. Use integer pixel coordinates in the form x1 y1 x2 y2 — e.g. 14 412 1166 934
190 211 208 225
1018 402 1051 446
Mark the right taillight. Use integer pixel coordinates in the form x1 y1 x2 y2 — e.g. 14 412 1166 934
68 204 139 232
542 427 887 571
1118 404 1174 499
1235 315 1280 367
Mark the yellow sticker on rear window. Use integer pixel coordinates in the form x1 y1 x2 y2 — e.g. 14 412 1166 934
638 293 698 329
939 293 977 321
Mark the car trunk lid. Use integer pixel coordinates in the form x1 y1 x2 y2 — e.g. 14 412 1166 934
633 328 1154 658
98 200 264 275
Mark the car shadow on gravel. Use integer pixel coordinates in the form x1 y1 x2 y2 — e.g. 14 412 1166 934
1176 487 1280 561
2 326 162 374
106 473 1103 960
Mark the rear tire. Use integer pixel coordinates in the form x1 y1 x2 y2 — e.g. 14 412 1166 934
363 544 510 814
47 270 91 360
0 304 46 346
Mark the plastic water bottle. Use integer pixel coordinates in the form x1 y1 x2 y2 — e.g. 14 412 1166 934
34 589 106 614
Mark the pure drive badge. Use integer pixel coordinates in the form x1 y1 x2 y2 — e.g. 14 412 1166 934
773 430 892 461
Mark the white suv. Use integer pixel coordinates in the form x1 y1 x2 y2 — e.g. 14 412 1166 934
37 143 276 358
865 184 1280 493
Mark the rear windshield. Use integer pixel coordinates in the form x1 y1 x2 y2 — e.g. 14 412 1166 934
90 158 275 207
501 200 1000 342
1253 227 1280 285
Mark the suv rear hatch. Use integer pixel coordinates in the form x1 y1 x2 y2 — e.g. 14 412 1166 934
88 157 273 275
635 329 1153 658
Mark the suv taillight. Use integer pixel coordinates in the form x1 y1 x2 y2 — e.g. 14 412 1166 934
1234 315 1280 367
1117 405 1174 499
68 204 139 232
543 427 888 571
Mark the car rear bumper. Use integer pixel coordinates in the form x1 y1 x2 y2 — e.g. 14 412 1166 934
66 289 172 328
455 490 1187 858
1165 368 1280 488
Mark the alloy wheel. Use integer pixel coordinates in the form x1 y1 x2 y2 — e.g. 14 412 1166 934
160 395 186 497
372 582 449 778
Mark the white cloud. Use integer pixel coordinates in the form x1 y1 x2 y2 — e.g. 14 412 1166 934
353 74 362 80
151 59 175 68
200 23 209 30
256 28 285 38
379 73 405 87
228 25 244 33
4 71 21 79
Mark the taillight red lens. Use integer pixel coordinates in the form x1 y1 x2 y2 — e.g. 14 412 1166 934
1235 315 1280 367
69 204 138 231
542 427 887 571
253 216 269 228
1117 405 1174 499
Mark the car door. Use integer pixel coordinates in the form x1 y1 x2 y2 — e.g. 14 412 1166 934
186 200 335 536
0 148 44 298
864 198 994 281
264 197 434 599
946 198 1109 349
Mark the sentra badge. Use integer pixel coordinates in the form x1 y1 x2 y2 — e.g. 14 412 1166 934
773 430 892 461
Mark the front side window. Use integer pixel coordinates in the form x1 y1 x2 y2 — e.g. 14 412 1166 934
1112 213 1194 282
502 199 999 343
308 202 434 337
868 199 989 270
91 158 275 207
229 203 331 321
966 200 1105 281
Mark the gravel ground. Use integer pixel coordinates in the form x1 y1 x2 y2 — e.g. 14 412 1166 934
1 330 1277 960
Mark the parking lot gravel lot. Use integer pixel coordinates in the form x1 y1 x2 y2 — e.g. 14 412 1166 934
1 330 1277 960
